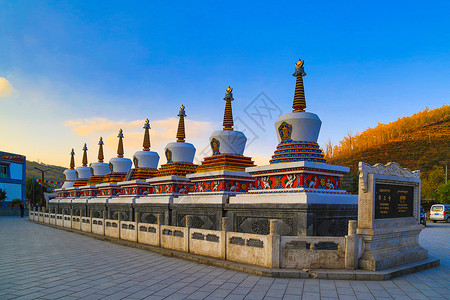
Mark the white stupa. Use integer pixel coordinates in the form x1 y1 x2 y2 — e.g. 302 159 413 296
133 119 159 169
91 137 110 176
208 86 247 156
76 143 92 180
62 149 77 189
164 105 196 164
109 129 132 173
231 59 357 205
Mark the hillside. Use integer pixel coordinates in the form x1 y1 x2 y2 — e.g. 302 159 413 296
26 161 65 183
326 105 449 178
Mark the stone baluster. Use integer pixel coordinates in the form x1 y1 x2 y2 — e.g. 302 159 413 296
135 212 140 224
270 219 279 236
348 220 357 236
156 214 162 225
222 217 228 232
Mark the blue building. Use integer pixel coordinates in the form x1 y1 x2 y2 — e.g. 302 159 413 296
0 151 26 208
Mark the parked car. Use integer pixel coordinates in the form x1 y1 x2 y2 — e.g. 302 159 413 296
420 206 426 226
429 204 450 223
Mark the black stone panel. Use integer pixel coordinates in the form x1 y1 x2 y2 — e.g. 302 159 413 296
86 203 107 218
134 204 169 225
375 184 414 219
70 203 87 217
225 203 357 236
171 204 224 230
107 204 133 221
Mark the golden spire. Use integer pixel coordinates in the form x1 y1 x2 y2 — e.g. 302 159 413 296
176 105 186 143
223 86 234 131
70 149 75 170
143 119 151 151
82 143 88 167
98 137 104 162
292 59 307 112
117 129 124 158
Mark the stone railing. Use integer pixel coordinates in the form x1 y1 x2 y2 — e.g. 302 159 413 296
29 208 362 270
189 227 226 260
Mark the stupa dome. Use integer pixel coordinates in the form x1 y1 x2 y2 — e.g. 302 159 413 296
62 149 77 188
133 119 160 168
109 129 132 173
208 87 247 156
76 143 92 179
274 112 322 143
164 105 196 164
91 137 110 176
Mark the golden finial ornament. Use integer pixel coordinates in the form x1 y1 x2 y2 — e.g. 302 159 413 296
223 86 234 131
143 118 151 151
82 143 88 167
176 105 187 142
98 137 104 162
292 58 307 112
295 59 304 67
117 129 124 158
70 148 75 169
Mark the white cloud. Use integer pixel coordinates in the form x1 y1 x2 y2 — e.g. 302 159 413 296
65 117 214 151
0 78 13 98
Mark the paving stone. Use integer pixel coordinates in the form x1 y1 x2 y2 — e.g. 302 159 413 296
1 218 450 300
243 292 265 300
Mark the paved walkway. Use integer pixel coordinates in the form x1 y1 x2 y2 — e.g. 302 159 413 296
0 217 449 300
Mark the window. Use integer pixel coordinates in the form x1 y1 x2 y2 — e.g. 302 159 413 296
0 164 8 179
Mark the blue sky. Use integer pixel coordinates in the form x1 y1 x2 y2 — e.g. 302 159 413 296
0 1 449 167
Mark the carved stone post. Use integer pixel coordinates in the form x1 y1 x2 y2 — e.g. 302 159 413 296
269 219 280 268
156 214 162 225
348 220 357 236
129 208 133 221
221 217 228 232
221 217 228 260
185 215 191 228
270 219 279 236
345 220 358 270
135 212 140 224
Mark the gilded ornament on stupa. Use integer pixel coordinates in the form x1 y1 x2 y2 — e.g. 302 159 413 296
82 143 88 167
177 105 187 143
117 129 124 158
70 148 75 169
98 137 104 162
143 118 151 151
292 59 307 112
223 86 234 131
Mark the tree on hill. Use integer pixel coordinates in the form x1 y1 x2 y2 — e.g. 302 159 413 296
422 166 445 200
326 105 449 181
26 160 65 184
435 182 450 204
326 105 450 161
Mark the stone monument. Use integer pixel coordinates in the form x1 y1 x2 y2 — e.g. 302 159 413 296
357 162 427 270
